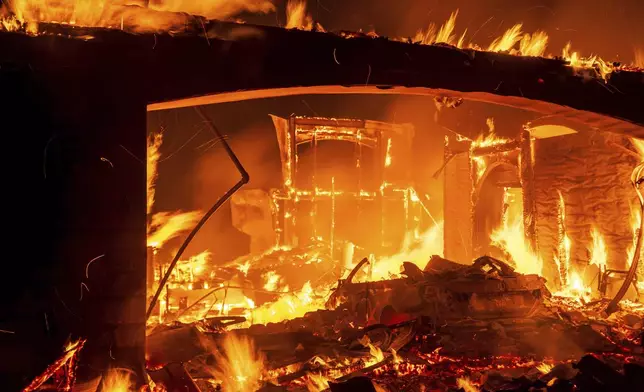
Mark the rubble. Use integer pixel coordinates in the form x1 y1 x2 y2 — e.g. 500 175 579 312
24 254 644 391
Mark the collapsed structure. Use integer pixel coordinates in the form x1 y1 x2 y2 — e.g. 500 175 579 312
2 4 644 392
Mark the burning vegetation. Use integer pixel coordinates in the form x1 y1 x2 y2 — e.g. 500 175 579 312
4 1 644 392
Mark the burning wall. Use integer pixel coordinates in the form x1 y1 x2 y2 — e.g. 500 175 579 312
533 131 640 289
444 123 643 292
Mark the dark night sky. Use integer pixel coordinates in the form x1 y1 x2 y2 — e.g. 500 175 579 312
148 0 643 263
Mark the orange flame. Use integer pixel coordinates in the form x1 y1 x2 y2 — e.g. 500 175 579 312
249 281 331 324
210 334 265 392
358 335 385 366
635 48 644 68
100 368 135 392
147 210 201 248
304 373 332 392
589 227 607 272
285 0 312 30
147 133 163 215
562 42 613 80
369 222 444 281
456 377 480 392
413 10 460 46
490 217 543 276
470 118 511 150
487 24 523 52
519 31 548 57
2 0 275 33
536 362 554 374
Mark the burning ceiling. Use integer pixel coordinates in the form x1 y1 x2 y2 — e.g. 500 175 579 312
2 1 644 392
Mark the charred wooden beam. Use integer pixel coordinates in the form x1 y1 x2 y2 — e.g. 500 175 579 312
1 21 643 136
470 140 521 157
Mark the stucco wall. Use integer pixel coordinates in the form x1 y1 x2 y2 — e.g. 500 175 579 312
533 132 639 284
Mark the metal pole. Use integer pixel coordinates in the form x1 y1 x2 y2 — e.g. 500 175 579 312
145 106 249 320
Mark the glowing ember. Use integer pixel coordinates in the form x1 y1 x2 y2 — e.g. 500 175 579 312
23 339 86 392
210 334 265 392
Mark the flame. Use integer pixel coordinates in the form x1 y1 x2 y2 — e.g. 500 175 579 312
471 118 510 150
635 48 644 68
626 205 641 267
285 0 312 30
358 335 385 366
262 270 282 291
519 31 548 57
146 132 200 248
147 210 201 248
384 138 393 168
554 190 572 287
553 270 592 302
562 42 613 80
537 362 554 374
173 250 210 281
435 10 458 45
236 260 252 276
490 217 543 276
305 373 332 392
210 334 265 392
147 133 163 215
456 377 480 392
471 155 487 182
631 138 644 158
488 24 523 52
100 369 134 392
250 281 331 324
589 227 607 272
413 10 460 46
2 0 275 33
369 222 444 281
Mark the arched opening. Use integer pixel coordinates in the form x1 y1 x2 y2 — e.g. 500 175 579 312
473 162 523 258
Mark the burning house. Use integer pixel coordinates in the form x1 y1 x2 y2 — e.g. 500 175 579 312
444 119 644 297
1 1 644 392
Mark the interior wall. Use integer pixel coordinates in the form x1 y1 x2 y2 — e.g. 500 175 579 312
533 132 639 284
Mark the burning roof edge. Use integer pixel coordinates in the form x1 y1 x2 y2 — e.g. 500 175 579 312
1 20 643 137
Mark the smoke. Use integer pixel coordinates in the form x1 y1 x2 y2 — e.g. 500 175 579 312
185 121 281 262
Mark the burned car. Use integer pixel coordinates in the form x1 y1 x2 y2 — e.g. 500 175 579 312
328 255 550 327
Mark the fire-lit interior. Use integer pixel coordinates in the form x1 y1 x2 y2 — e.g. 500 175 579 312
2 1 644 392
